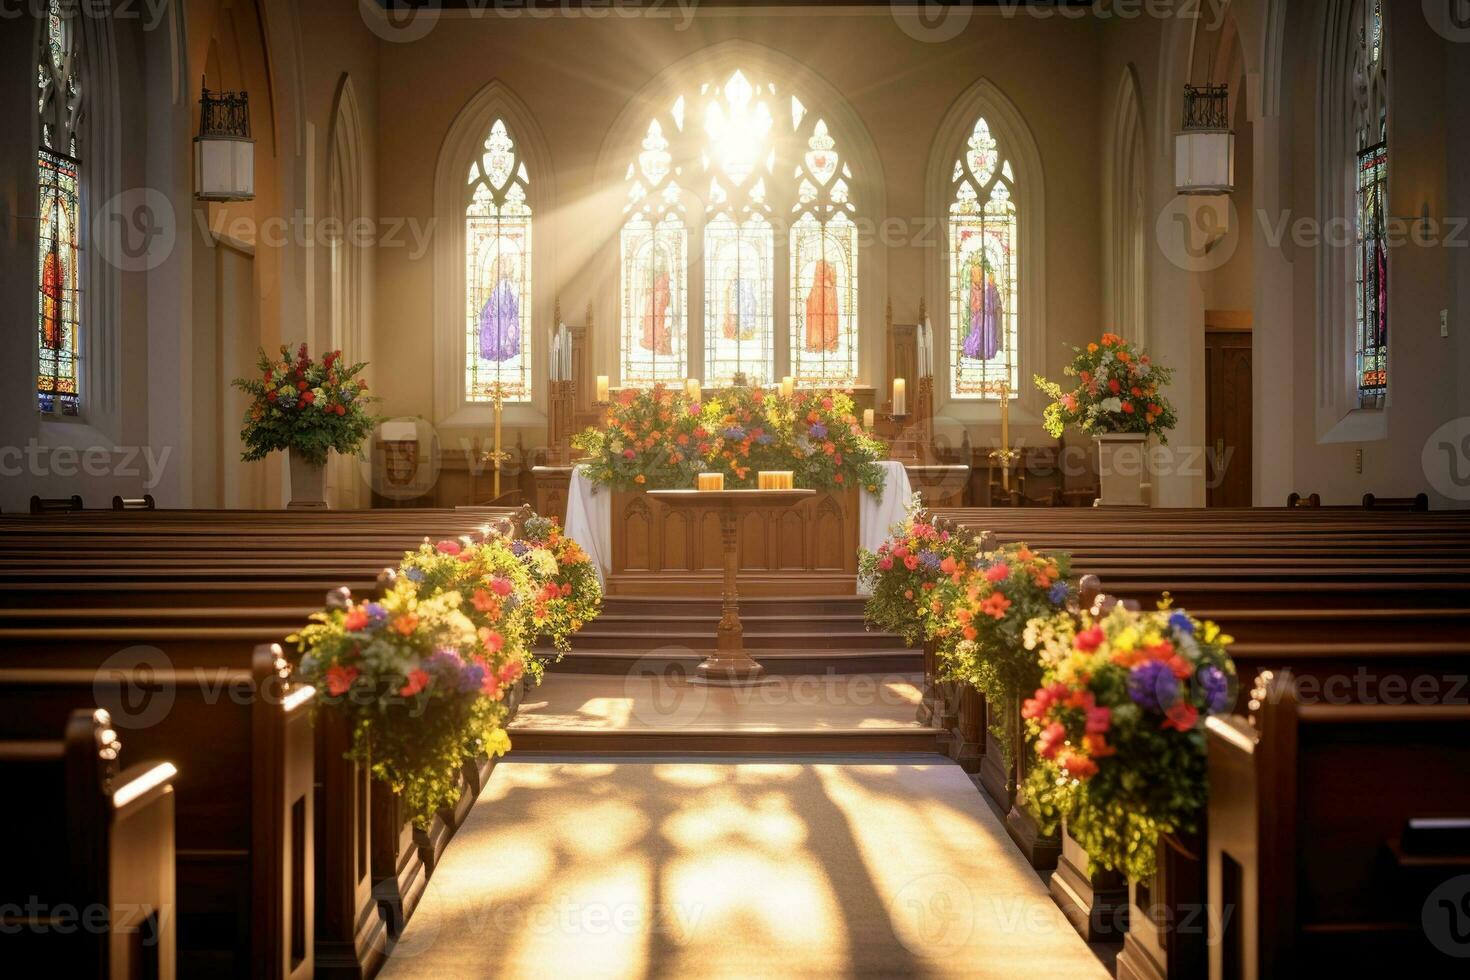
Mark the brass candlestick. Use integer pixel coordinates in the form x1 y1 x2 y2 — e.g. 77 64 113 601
480 381 513 500
982 380 1020 492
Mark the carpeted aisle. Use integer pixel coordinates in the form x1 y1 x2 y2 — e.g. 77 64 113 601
379 758 1110 979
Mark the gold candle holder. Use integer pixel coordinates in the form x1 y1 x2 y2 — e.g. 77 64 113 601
697 473 725 491
757 471 794 490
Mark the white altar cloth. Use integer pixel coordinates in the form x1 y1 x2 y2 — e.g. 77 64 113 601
561 461 914 590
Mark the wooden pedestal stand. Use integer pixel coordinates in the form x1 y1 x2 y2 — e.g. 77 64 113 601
647 488 815 684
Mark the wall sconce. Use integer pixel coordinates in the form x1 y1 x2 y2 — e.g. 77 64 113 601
1175 84 1234 196
195 79 255 201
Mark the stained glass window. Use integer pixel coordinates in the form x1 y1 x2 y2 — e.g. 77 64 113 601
621 121 689 386
618 70 859 388
1353 0 1388 408
37 0 82 416
950 118 1019 400
789 120 858 386
465 119 532 403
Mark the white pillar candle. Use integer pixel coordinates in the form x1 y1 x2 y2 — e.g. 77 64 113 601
781 376 794 398
863 408 875 430
685 378 701 400
892 378 907 416
596 375 610 402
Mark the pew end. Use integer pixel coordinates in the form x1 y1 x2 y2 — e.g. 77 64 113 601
112 495 157 511
1 708 179 978
30 494 84 514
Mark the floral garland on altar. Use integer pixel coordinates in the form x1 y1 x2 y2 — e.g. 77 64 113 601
572 385 888 496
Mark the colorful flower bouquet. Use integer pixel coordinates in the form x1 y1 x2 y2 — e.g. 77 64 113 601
398 535 535 675
925 543 1074 761
232 343 378 464
858 496 986 645
573 384 888 496
1020 604 1236 879
1034 333 1177 442
517 514 603 654
289 578 519 827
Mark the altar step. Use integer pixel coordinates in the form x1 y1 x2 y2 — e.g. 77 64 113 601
599 595 871 617
542 645 921 675
508 672 946 756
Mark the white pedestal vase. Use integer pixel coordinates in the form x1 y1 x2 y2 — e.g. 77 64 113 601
1094 433 1148 507
287 446 329 509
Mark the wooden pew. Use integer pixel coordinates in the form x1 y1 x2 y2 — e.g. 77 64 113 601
0 639 315 978
1 708 178 977
1205 675 1470 976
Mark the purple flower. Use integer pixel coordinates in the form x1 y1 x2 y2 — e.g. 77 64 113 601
364 602 388 625
1048 582 1070 605
756 433 775 445
722 426 746 441
1198 665 1230 715
460 662 485 693
918 551 941 571
1128 660 1180 713
404 567 425 583
510 540 529 556
808 422 828 440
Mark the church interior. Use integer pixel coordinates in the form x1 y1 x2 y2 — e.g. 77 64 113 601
3 0 1469 977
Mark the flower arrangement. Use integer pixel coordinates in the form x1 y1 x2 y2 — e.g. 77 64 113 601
925 542 1074 761
289 577 519 827
573 385 888 496
516 514 603 655
858 496 986 645
398 534 536 677
1034 333 1177 442
1020 603 1236 879
232 343 378 464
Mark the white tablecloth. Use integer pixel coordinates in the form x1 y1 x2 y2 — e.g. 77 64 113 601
561 460 914 590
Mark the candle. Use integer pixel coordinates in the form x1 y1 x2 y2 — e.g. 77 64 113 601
596 375 610 402
758 471 793 490
780 376 794 398
697 473 724 491
863 408 875 430
892 378 907 416
685 378 701 400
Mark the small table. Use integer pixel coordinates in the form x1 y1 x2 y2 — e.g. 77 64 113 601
647 488 816 684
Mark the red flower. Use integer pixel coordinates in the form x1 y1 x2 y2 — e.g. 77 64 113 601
326 664 360 696
435 539 462 555
490 577 514 597
980 592 1012 620
1074 626 1105 652
1059 749 1099 781
903 555 919 571
940 557 958 575
984 563 1010 583
1084 704 1112 734
481 629 505 653
298 380 309 391
399 669 430 697
1162 702 1199 732
472 589 501 615
1082 733 1115 758
343 608 370 631
1037 722 1067 760
877 557 893 571
1122 402 1135 414
1108 379 1121 394
390 614 419 636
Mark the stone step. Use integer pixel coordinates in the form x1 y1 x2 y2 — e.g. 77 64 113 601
538 646 922 676
507 727 948 755
587 613 882 635
558 630 906 651
599 596 871 617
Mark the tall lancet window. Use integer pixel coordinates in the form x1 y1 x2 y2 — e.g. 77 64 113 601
789 116 858 386
37 0 83 416
621 119 689 387
949 117 1019 400
701 71 775 387
465 119 532 402
1352 0 1388 408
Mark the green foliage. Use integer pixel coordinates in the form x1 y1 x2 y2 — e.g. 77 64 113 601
231 343 379 464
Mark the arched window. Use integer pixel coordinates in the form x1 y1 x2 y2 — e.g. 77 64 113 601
790 118 858 386
948 117 1018 399
37 0 83 416
1351 0 1387 408
465 119 532 403
618 69 860 388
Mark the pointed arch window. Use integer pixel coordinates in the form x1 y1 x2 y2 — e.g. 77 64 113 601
1352 0 1388 408
949 117 1019 400
465 119 532 402
618 69 860 389
790 118 858 386
37 0 83 416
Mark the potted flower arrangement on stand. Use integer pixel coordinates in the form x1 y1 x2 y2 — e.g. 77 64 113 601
232 343 377 508
857 497 983 646
1034 333 1175 506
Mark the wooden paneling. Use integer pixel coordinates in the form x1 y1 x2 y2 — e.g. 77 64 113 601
608 489 859 595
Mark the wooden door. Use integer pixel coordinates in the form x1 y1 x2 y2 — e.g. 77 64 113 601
1205 329 1253 506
